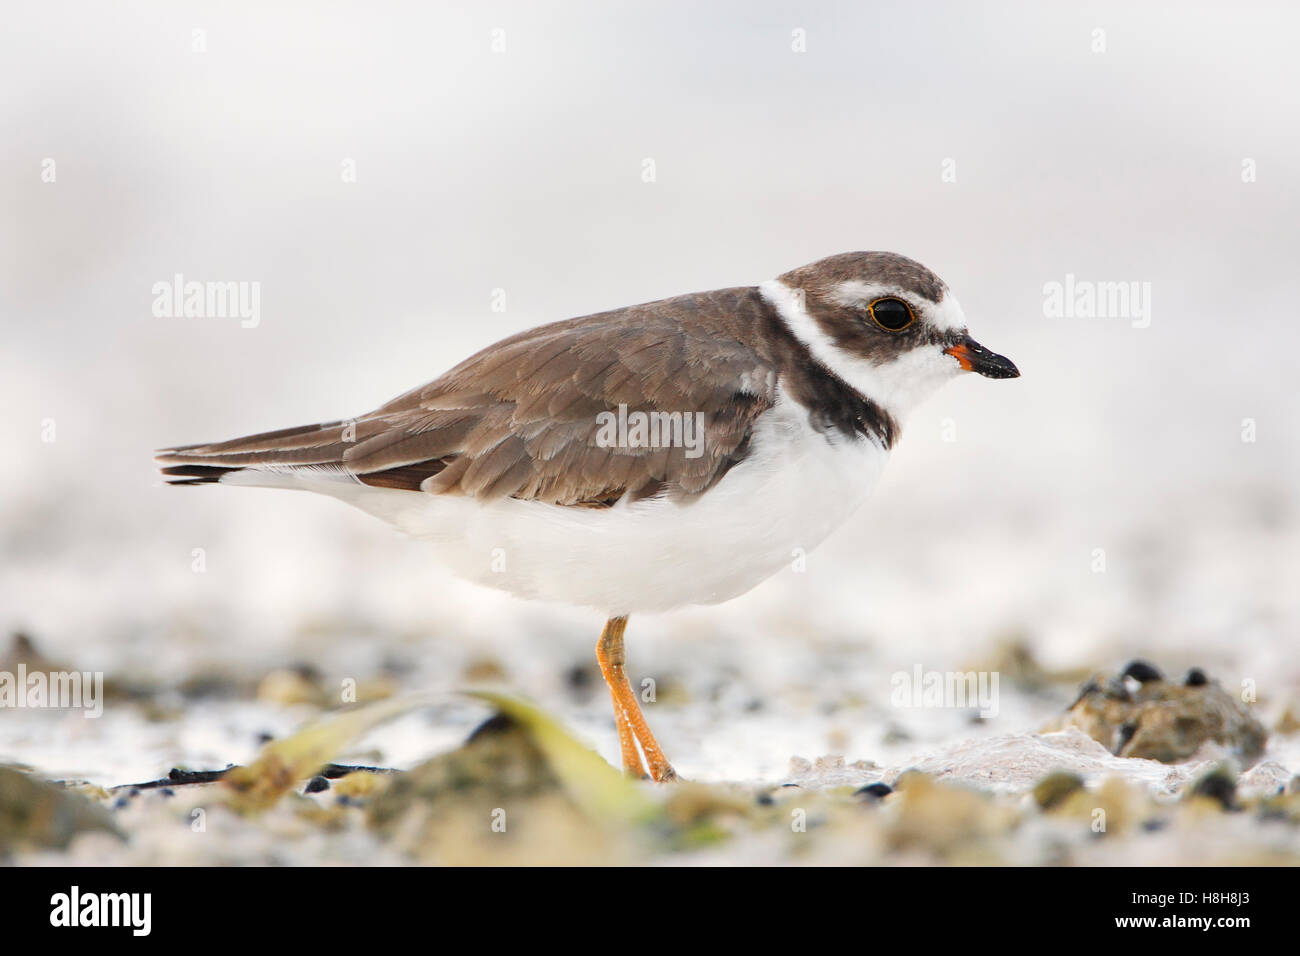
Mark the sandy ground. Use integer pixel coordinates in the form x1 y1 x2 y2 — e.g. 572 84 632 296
3 512 1298 865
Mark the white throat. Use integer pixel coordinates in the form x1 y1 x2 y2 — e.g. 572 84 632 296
759 278 965 423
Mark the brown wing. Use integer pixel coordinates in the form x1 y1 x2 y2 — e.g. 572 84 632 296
157 289 779 507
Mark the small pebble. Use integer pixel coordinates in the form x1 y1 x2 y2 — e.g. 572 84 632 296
1114 721 1138 752
564 664 592 692
855 782 893 802
304 775 330 794
881 725 912 745
1184 668 1208 687
1122 660 1164 683
1189 769 1238 811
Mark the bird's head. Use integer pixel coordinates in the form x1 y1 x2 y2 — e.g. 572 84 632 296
762 251 1019 422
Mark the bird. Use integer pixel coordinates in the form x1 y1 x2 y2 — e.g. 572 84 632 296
156 251 1019 782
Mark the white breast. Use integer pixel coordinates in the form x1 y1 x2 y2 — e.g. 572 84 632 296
306 390 888 614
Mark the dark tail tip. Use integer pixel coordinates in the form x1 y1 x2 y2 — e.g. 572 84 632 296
160 464 239 485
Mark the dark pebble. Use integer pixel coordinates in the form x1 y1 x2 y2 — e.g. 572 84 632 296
1184 668 1208 687
304 775 330 794
564 664 593 692
292 662 322 682
1114 721 1138 753
882 725 913 744
755 792 775 806
1121 660 1163 683
1191 773 1237 811
855 782 893 801
1140 818 1168 832
159 788 175 798
467 712 517 741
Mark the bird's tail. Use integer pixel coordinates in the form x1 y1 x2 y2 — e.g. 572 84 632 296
155 419 355 486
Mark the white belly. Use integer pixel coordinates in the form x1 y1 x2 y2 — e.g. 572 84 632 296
274 394 888 614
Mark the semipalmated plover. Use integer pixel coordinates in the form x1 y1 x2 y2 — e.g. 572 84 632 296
157 251 1019 781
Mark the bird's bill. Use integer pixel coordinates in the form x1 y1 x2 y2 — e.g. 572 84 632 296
944 336 1020 379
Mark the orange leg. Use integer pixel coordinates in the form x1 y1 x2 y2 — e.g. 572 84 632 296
595 616 678 782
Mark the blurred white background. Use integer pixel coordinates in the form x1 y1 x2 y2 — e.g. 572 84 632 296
2 1 1297 783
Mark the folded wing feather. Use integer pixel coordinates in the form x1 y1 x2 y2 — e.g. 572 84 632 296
157 292 779 508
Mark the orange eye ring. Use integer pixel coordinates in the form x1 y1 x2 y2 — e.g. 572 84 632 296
868 296 915 332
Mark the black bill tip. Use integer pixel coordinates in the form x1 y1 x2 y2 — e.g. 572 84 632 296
944 336 1020 379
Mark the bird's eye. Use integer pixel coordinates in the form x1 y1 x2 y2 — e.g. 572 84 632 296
868 297 914 332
